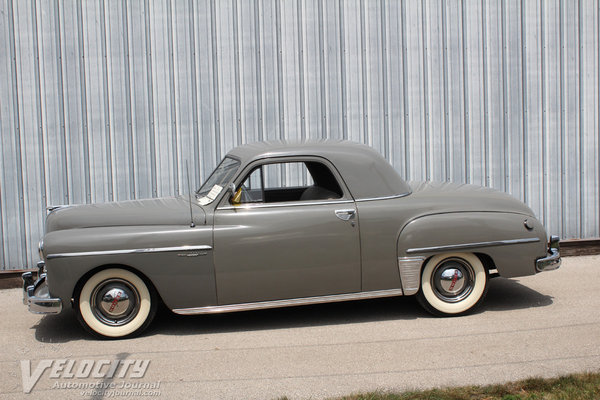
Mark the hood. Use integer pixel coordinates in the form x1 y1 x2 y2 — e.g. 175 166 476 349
406 181 536 217
45 196 204 233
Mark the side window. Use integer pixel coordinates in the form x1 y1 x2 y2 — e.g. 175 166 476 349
238 167 264 203
263 162 313 190
236 161 343 204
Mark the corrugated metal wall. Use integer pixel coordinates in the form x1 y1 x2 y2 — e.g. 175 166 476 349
0 0 599 270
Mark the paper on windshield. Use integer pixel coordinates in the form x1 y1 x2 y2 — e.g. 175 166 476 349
198 184 223 206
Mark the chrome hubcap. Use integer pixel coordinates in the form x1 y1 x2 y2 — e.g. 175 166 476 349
99 288 131 317
431 258 474 303
91 279 140 326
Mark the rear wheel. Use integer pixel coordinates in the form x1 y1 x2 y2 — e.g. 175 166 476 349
417 252 488 316
76 268 157 339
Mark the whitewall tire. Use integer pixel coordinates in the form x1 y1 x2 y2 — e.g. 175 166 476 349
417 252 488 316
76 268 157 338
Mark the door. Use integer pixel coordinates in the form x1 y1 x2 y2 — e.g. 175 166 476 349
213 159 361 305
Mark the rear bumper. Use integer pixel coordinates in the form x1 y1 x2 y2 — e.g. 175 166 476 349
536 235 561 272
22 261 63 314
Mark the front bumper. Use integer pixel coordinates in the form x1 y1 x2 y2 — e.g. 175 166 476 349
22 261 62 314
536 235 561 272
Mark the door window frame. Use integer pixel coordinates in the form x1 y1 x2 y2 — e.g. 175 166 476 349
216 156 354 210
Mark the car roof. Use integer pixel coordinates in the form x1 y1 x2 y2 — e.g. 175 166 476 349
227 140 412 200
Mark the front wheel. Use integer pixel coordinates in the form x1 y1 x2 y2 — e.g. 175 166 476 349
75 268 157 339
416 252 488 316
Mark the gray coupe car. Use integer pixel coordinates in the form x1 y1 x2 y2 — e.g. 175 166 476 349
23 141 560 338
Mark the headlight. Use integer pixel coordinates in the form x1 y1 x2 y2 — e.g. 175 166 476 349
38 238 44 259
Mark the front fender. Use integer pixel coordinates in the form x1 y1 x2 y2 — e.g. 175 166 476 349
42 225 216 310
397 212 548 281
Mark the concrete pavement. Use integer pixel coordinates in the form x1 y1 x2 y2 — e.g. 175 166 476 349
1 255 599 399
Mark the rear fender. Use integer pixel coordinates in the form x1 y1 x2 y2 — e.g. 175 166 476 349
396 212 548 293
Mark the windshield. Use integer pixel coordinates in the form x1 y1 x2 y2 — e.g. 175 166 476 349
196 157 240 205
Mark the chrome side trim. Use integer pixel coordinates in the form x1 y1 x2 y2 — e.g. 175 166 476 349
355 192 411 202
217 199 354 211
216 192 410 210
172 288 404 315
46 245 213 260
406 237 540 254
398 257 425 296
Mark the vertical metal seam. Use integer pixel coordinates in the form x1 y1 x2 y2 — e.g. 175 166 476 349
540 0 547 226
0 84 3 263
0 93 3 267
76 0 91 203
501 0 508 193
143 0 157 197
99 0 113 201
276 0 285 181
380 0 389 159
253 0 264 141
1 0 13 265
421 0 430 180
53 0 66 205
360 0 368 145
441 0 450 181
188 0 200 183
30 0 43 266
232 0 242 145
521 0 528 204
559 0 565 237
318 0 327 138
166 0 179 193
0 164 3 266
578 0 584 238
338 0 348 140
209 0 221 157
0 82 3 266
461 0 470 183
400 0 409 178
296 0 306 141
274 0 284 139
8 0 27 266
482 0 489 187
122 0 135 198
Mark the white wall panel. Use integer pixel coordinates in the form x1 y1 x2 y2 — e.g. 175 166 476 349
0 0 598 270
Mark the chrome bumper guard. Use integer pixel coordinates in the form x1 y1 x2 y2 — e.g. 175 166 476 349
22 261 62 314
535 235 561 272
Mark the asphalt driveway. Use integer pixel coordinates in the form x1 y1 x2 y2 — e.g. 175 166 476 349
1 255 599 399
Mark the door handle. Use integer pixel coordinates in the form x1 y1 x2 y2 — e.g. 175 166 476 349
335 209 356 221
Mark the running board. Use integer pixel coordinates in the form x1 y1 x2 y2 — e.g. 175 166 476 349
172 288 404 315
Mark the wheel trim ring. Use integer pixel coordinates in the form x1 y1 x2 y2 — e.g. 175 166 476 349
90 278 141 327
78 269 153 338
430 257 475 303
